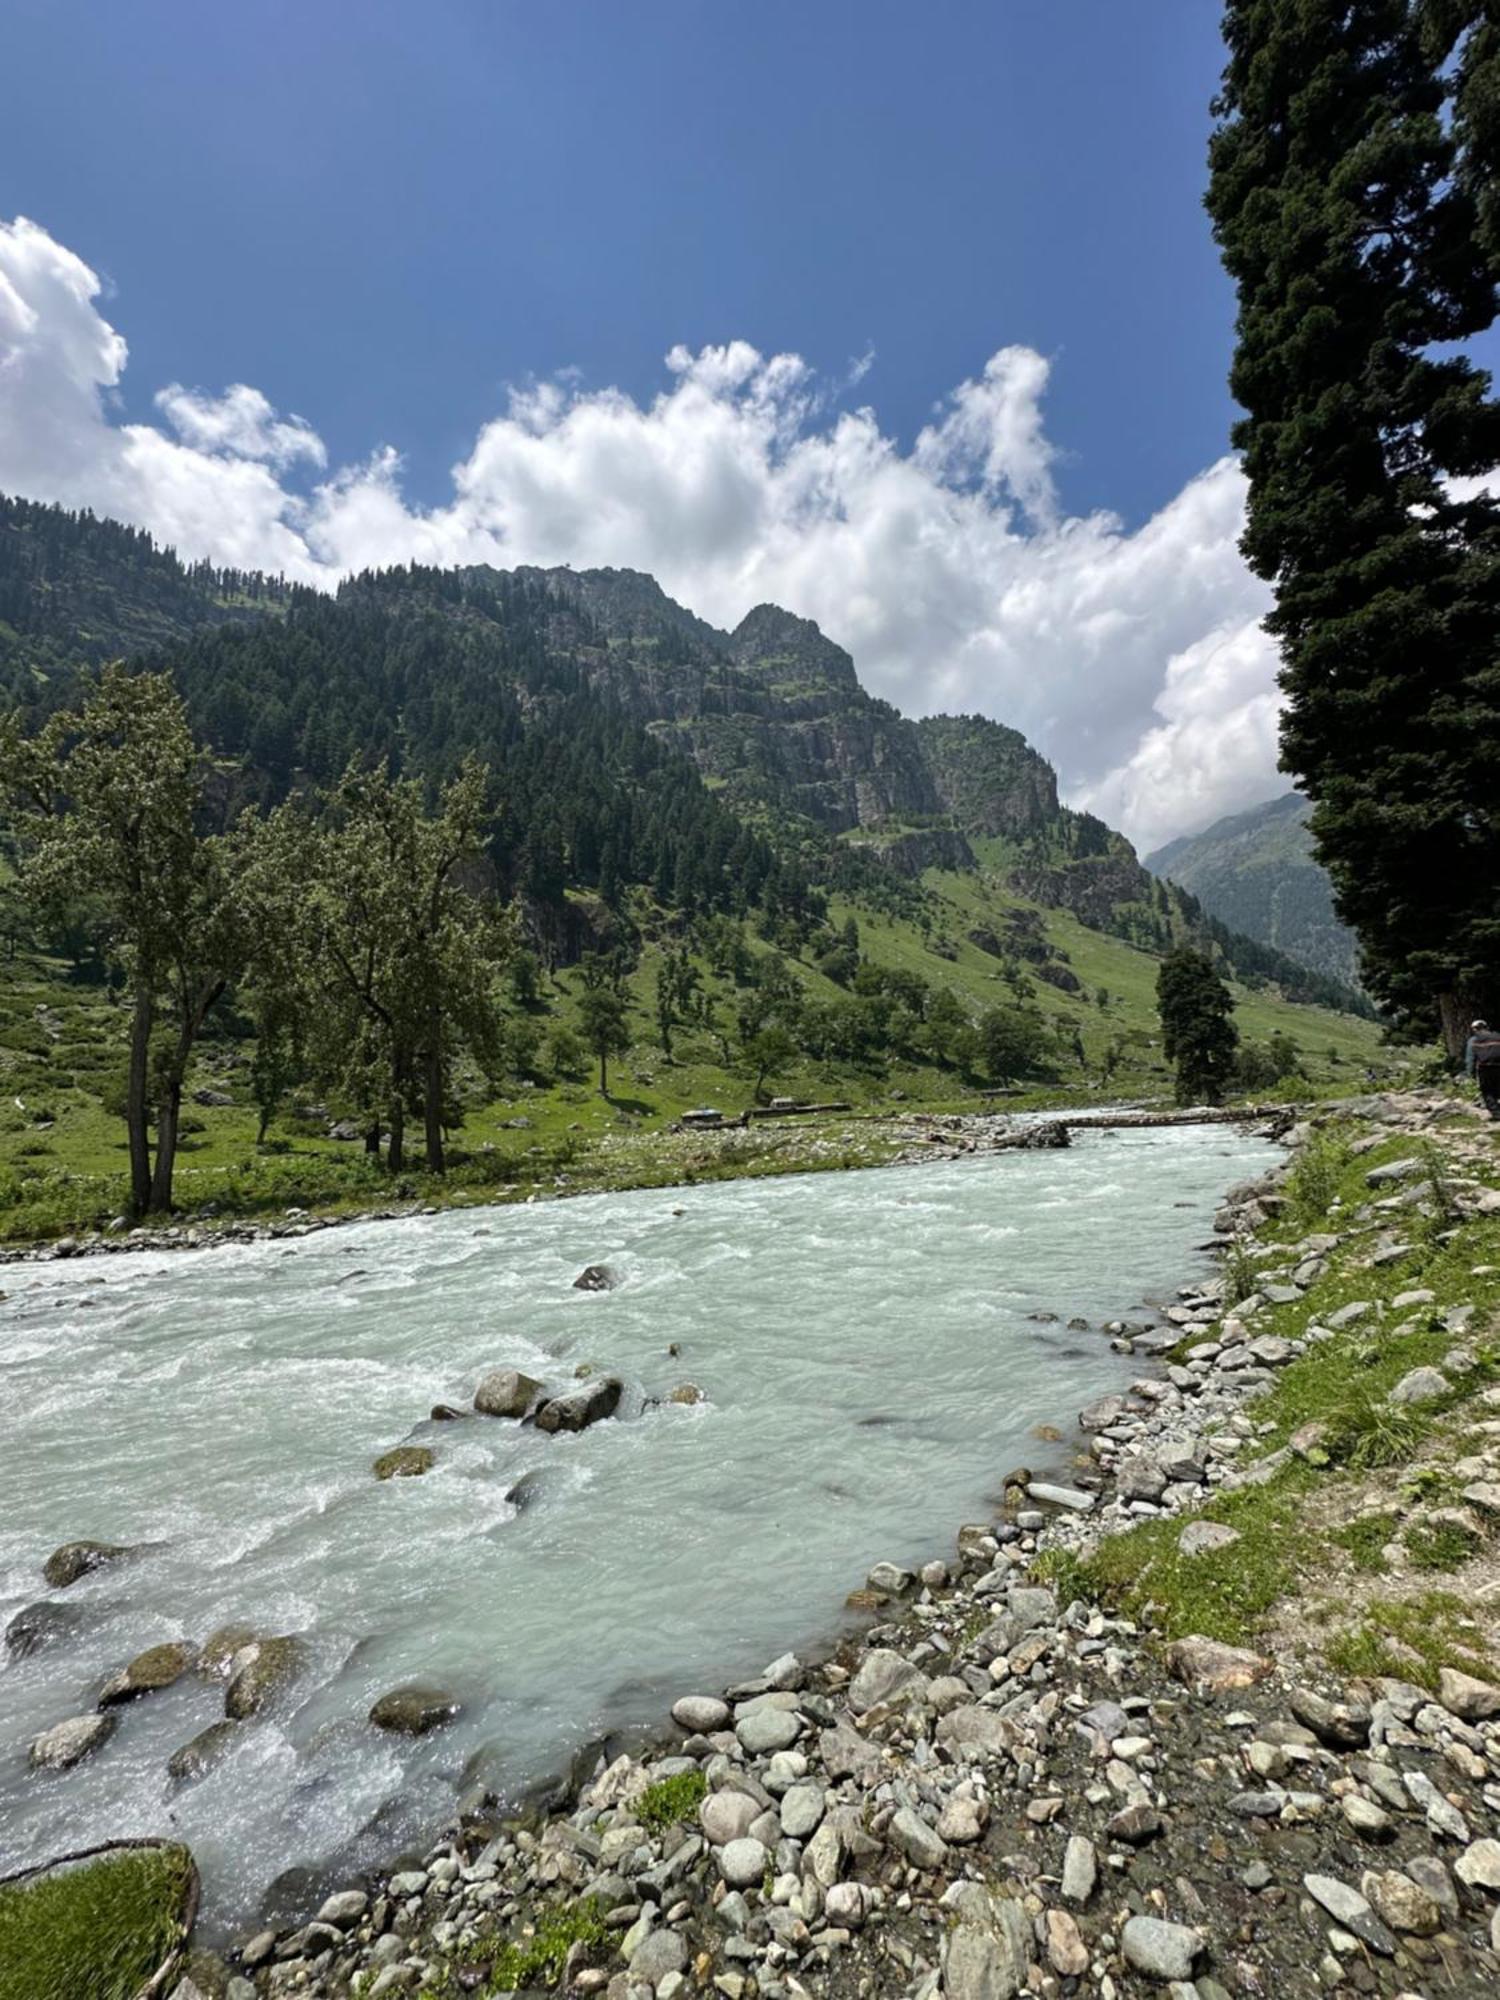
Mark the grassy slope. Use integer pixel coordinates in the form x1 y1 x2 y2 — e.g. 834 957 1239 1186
0 863 1395 1244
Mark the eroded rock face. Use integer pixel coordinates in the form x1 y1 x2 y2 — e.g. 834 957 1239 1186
368 1684 461 1736
224 1636 302 1720
42 1539 132 1589
472 1368 541 1418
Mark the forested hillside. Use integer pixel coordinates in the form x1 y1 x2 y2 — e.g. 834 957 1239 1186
0 495 1393 1240
1147 793 1362 990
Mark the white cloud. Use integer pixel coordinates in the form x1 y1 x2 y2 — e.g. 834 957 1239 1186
0 214 1286 848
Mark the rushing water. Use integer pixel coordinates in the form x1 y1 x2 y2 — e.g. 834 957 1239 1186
0 1124 1274 1931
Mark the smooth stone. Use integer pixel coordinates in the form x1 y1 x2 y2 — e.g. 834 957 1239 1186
779 1782 826 1841
369 1684 461 1735
1341 1796 1392 1840
631 1930 687 1984
672 1695 730 1734
1303 1875 1395 1955
1027 1482 1095 1513
1166 1634 1272 1694
719 1838 768 1889
1455 1839 1500 1890
848 1648 924 1714
29 1710 117 1770
866 1561 915 1595
735 1707 800 1754
1061 1833 1097 1905
42 1539 131 1588
700 1792 761 1846
472 1368 541 1418
1388 1366 1449 1405
936 1794 986 1844
317 1890 369 1929
1178 1521 1241 1558
1121 1916 1203 1982
1437 1665 1500 1720
1045 1909 1088 1978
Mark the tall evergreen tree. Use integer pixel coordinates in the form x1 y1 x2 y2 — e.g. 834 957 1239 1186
1208 2 1500 1050
1157 948 1240 1105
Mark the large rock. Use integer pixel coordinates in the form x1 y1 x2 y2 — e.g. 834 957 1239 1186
889 1806 947 1871
700 1791 761 1846
100 1639 197 1706
224 1636 302 1719
29 1711 117 1770
198 1624 258 1680
5 1599 81 1659
42 1540 132 1589
942 1887 1029 2000
1121 1916 1203 1982
1178 1522 1241 1559
1360 1868 1441 1936
534 1377 623 1433
735 1706 800 1755
1078 1394 1130 1433
368 1684 462 1735
168 1720 241 1784
718 1837 768 1889
1166 1634 1272 1694
848 1647 925 1714
1117 1455 1168 1502
373 1445 434 1479
1438 1666 1500 1720
672 1694 730 1734
572 1264 620 1291
1389 1366 1449 1405
473 1368 542 1418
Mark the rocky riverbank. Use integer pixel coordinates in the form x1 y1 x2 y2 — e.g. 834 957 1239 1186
139 1088 1500 2000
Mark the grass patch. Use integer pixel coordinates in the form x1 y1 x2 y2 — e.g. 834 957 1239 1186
0 1842 196 2000
1403 1517 1482 1572
415 1897 608 1999
635 1769 707 1831
1325 1591 1497 1690
1333 1513 1401 1573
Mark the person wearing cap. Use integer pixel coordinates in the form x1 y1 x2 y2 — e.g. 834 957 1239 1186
1463 1019 1500 1120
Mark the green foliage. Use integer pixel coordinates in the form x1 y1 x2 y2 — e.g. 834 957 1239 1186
416 1898 608 2000
0 1843 197 2000
577 986 631 1094
1207 4 1500 1039
635 1770 707 1831
1325 1593 1496 1692
1282 1130 1351 1228
1156 947 1238 1104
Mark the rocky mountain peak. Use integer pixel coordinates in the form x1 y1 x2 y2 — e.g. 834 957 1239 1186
729 603 860 691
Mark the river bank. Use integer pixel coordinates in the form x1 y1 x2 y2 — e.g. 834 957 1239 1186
133 1086 1500 2000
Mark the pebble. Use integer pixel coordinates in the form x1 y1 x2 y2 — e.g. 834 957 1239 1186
718 1838 768 1889
1061 1833 1097 1905
1121 1915 1203 1982
671 1695 730 1733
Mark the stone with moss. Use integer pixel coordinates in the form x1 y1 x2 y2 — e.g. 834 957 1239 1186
636 1768 708 1830
373 1444 435 1479
0 1840 198 2000
368 1683 461 1735
167 1720 241 1786
99 1638 198 1706
224 1635 302 1720
42 1539 133 1589
197 1622 258 1680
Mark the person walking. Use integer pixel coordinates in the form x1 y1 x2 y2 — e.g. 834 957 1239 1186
1463 1019 1500 1121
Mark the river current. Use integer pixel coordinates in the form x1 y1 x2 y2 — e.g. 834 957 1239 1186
0 1123 1275 1931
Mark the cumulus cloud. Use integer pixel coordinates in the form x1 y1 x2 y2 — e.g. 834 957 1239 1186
0 214 1285 849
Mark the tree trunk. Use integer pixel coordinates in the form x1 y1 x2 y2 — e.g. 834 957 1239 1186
424 1039 445 1175
599 1048 608 1095
388 1095 405 1174
364 1120 382 1156
148 1077 181 1213
126 984 154 1216
1438 991 1488 1063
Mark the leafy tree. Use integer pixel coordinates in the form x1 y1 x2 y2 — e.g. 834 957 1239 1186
1157 947 1239 1105
296 756 509 1173
0 665 265 1212
579 985 631 1094
508 949 543 1010
743 1023 798 1102
977 1004 1049 1083
653 946 701 1056
545 1023 588 1081
1207 2 1500 1048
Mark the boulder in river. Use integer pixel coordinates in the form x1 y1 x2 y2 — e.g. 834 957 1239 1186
5 1599 81 1660
99 1639 198 1706
368 1684 462 1735
534 1377 623 1433
29 1711 117 1771
473 1368 542 1419
572 1263 620 1291
197 1623 258 1681
224 1636 302 1719
42 1539 133 1589
168 1720 241 1785
373 1445 434 1480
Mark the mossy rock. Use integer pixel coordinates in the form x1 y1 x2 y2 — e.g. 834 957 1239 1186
99 1640 198 1707
0 1839 199 2000
42 1539 133 1589
373 1445 435 1480
167 1720 241 1786
224 1635 302 1720
368 1683 462 1735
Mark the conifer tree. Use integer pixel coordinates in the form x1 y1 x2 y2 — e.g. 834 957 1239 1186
1157 948 1239 1105
1208 2 1500 1049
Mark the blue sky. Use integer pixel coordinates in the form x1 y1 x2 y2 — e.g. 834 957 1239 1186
4 0 1234 528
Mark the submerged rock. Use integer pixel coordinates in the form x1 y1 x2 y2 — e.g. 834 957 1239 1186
572 1263 620 1291
224 1636 302 1719
168 1720 241 1784
368 1684 462 1736
473 1368 542 1418
373 1444 435 1479
29 1711 117 1771
534 1377 623 1433
42 1539 133 1589
99 1639 198 1706
5 1599 81 1660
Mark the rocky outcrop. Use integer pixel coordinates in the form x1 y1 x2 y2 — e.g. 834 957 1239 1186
534 1377 623 1433
472 1368 541 1418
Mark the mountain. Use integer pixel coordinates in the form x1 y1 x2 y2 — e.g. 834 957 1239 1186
0 494 1369 1017
1146 793 1362 991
